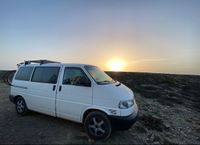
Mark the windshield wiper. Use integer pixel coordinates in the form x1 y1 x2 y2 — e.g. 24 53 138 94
97 80 115 85
98 80 111 83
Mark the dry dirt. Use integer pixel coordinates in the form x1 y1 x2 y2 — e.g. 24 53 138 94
0 72 200 144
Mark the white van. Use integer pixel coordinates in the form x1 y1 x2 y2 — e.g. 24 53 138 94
10 60 138 140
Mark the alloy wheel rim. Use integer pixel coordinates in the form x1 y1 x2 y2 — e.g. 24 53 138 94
17 99 24 113
88 117 106 136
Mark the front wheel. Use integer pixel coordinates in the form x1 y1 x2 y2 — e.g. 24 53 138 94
15 97 28 115
84 111 112 140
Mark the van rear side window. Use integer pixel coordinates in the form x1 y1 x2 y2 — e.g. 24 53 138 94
15 67 34 81
31 67 60 84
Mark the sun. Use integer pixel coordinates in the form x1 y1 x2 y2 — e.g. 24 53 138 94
108 59 126 72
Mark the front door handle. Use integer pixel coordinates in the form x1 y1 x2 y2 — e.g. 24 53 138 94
59 86 62 92
53 85 56 91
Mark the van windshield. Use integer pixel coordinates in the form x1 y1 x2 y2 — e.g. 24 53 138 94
85 65 115 85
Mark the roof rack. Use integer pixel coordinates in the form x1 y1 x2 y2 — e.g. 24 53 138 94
17 59 60 67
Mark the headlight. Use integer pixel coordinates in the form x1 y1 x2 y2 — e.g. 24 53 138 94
119 100 134 109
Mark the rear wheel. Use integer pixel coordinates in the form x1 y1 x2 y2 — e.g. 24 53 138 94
15 97 28 115
84 111 112 140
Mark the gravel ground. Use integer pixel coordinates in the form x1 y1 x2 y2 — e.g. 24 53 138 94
0 72 200 144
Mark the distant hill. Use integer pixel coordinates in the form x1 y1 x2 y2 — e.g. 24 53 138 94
0 71 10 80
0 70 16 83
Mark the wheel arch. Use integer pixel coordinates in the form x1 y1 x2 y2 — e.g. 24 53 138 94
14 95 23 103
81 107 110 123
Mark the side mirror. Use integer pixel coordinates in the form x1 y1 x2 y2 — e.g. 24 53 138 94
80 77 91 87
83 81 91 87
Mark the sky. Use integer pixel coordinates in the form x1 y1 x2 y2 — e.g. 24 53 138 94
0 0 199 74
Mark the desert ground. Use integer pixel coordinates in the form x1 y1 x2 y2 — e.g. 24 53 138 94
0 71 200 144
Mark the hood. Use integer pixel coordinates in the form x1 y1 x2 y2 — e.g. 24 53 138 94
94 81 134 101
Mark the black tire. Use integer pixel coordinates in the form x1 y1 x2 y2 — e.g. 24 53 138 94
15 97 28 115
84 111 112 140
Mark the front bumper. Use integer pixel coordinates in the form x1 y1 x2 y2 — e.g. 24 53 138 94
109 111 139 130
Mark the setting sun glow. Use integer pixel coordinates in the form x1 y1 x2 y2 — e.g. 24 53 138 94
108 59 126 72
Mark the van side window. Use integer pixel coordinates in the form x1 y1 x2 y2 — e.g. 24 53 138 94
31 67 60 84
15 67 34 81
63 67 91 87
